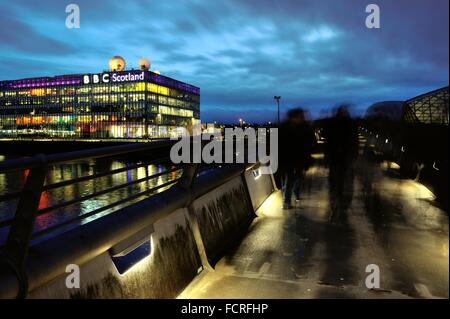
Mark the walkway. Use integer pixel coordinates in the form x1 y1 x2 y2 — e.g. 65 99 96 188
179 152 449 299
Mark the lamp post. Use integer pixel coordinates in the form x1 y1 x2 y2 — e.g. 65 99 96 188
274 96 281 126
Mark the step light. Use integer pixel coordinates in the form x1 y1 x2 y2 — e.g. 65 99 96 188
109 224 155 275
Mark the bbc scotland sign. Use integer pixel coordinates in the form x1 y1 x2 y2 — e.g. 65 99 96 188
82 71 145 85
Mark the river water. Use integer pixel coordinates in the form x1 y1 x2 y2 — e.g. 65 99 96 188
0 155 181 244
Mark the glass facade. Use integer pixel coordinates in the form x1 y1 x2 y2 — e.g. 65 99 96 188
0 70 200 139
403 86 449 125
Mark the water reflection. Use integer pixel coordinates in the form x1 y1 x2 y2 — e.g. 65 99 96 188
0 156 181 244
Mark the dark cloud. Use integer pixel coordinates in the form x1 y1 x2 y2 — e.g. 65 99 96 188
0 0 448 122
0 7 73 55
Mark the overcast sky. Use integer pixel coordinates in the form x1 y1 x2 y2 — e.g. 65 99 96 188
0 0 448 123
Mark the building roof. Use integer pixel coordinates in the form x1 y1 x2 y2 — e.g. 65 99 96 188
0 69 200 95
403 86 449 125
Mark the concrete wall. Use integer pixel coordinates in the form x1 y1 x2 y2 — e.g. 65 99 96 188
244 168 275 211
25 166 273 299
29 209 201 299
189 176 255 266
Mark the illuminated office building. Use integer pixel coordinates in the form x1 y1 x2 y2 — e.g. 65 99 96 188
0 68 200 139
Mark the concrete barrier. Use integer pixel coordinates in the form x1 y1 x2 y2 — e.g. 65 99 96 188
30 209 201 298
189 175 255 266
244 167 275 211
2 165 274 299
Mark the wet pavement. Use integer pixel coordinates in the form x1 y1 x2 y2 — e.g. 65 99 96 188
180 152 449 299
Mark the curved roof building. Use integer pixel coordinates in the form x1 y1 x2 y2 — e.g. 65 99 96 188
402 86 449 125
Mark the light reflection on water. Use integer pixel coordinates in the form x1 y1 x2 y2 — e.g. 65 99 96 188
0 156 181 244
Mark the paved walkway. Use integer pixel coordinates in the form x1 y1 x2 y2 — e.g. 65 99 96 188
180 152 449 299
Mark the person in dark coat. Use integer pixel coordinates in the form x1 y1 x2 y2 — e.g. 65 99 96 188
278 108 316 209
322 105 359 222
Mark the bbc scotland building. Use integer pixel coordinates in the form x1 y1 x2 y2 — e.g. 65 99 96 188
0 65 200 140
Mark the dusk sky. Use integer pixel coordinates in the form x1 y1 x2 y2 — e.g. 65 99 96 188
0 0 448 123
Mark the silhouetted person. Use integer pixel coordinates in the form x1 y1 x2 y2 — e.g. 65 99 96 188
361 143 377 197
323 106 358 222
279 108 315 209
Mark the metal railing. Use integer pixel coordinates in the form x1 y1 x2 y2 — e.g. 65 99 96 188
0 139 257 298
0 140 183 297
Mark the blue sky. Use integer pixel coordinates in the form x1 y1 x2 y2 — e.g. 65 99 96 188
0 0 448 123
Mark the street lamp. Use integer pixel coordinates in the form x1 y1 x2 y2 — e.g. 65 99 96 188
274 96 281 126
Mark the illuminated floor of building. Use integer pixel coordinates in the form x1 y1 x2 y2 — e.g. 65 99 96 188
179 161 449 299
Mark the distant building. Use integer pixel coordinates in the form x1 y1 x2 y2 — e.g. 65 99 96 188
0 69 200 139
365 101 404 121
403 86 449 125
365 86 449 126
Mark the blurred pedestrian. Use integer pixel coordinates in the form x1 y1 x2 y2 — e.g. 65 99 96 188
279 108 316 209
323 105 358 222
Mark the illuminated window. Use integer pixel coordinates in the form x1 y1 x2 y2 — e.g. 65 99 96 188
147 83 169 96
159 106 193 118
